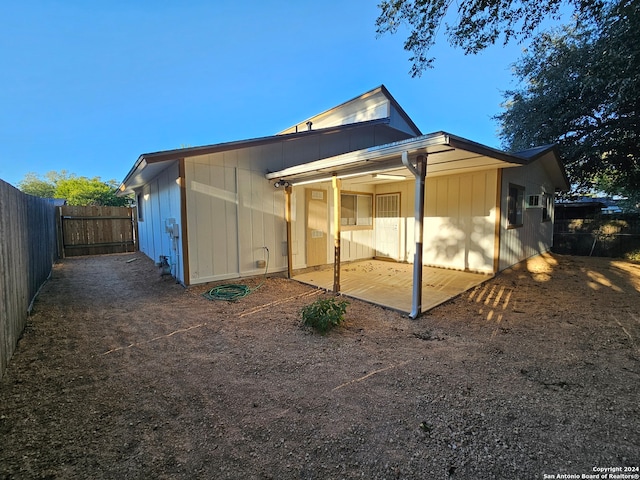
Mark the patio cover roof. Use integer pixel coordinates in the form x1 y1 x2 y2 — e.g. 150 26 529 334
266 131 566 188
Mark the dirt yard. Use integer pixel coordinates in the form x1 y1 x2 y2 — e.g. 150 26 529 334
1 253 639 479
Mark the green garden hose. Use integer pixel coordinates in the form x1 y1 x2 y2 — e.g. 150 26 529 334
202 247 269 301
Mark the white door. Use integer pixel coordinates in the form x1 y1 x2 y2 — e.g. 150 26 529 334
375 193 401 260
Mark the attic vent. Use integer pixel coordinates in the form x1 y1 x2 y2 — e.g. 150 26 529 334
306 121 313 131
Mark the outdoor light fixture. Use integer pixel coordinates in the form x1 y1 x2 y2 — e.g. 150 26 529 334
273 180 291 188
373 173 407 181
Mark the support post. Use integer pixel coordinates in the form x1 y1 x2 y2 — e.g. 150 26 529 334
285 185 293 278
332 175 341 293
402 152 427 318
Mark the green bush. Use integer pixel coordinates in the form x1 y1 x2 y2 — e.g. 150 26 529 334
624 249 640 263
301 297 349 334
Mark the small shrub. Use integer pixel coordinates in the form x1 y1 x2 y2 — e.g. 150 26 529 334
624 249 640 263
301 297 349 334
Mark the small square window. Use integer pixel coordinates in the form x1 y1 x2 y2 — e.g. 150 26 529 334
528 195 540 207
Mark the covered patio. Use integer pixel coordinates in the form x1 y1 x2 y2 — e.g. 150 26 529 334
293 260 490 314
268 131 521 317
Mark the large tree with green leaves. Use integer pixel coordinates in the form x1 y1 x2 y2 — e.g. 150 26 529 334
18 171 129 207
496 0 639 205
376 0 605 76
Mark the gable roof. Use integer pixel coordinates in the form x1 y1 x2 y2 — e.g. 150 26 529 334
514 144 570 191
277 85 422 137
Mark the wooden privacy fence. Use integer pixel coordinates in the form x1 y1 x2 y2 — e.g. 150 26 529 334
0 180 58 379
58 205 138 257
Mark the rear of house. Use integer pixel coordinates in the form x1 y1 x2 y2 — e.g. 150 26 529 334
119 85 569 312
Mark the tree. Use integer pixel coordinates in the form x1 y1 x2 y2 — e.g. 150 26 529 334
375 0 605 76
18 172 56 198
496 0 639 206
18 171 129 207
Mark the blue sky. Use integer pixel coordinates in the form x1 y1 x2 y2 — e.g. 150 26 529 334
0 1 529 189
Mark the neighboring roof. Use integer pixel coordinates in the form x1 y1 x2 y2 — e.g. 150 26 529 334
118 118 395 195
266 131 530 185
277 85 422 137
556 201 605 208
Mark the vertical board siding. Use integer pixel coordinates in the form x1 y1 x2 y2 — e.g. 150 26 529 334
186 159 240 283
499 163 556 270
184 148 289 285
137 124 413 284
135 163 183 282
0 180 58 378
422 171 497 273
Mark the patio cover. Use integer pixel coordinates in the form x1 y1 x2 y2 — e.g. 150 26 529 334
265 131 528 185
266 131 564 318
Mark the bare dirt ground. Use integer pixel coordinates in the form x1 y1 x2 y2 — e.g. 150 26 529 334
1 253 639 480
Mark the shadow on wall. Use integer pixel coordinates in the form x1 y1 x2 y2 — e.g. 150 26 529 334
427 216 495 272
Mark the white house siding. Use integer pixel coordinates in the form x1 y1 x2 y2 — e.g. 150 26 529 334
374 181 414 263
136 162 183 282
237 167 286 277
289 170 498 272
185 157 287 285
374 170 498 273
280 89 419 138
185 159 240 283
499 161 556 271
183 124 411 283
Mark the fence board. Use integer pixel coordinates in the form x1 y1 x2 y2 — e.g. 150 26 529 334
0 180 58 378
60 205 137 256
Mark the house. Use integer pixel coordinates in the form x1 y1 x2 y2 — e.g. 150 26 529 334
118 85 569 316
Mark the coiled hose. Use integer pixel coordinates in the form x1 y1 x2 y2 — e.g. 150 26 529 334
202 247 269 301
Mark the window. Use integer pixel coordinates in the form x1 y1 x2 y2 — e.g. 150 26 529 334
542 194 552 222
341 193 372 228
507 184 525 228
528 195 540 207
136 193 144 221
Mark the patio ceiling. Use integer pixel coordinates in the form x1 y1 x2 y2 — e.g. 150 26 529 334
266 131 526 186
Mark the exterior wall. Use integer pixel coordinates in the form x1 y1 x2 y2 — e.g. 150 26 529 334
182 124 408 284
375 170 498 273
136 162 183 282
292 170 498 273
281 90 419 137
184 154 287 285
423 171 498 273
499 162 556 271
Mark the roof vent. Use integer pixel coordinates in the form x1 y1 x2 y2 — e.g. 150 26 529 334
306 121 313 131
